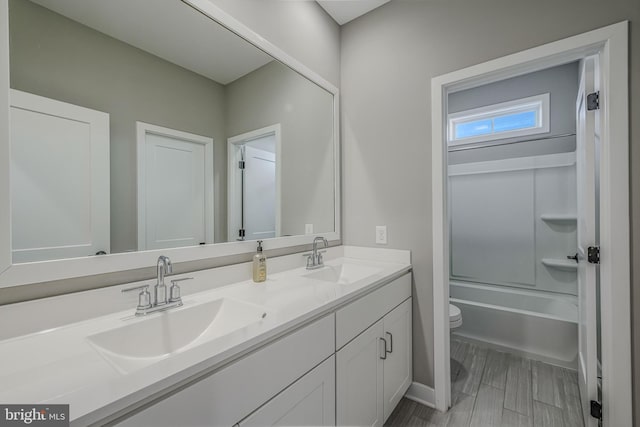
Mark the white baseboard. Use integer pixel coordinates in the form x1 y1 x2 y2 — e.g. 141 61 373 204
405 382 435 408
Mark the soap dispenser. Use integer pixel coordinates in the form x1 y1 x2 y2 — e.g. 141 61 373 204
253 240 267 283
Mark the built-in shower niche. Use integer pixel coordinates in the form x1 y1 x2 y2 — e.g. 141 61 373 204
449 151 577 296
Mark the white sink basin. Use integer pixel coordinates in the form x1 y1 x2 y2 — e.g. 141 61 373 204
87 298 268 374
304 263 381 285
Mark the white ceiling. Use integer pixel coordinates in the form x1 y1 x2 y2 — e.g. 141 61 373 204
316 0 390 25
30 0 273 85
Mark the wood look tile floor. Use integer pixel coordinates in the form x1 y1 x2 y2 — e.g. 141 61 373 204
384 338 584 427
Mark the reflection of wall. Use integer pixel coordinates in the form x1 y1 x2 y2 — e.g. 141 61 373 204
448 62 579 164
8 0 227 252
225 61 334 236
210 0 340 88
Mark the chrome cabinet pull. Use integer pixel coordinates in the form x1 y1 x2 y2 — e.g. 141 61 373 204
386 331 393 353
380 337 388 360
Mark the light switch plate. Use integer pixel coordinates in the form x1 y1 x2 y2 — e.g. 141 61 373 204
375 225 387 244
305 224 314 234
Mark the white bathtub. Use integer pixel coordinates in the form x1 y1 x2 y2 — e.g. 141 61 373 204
450 280 578 368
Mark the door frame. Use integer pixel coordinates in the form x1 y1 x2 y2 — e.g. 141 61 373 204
227 124 282 241
431 21 630 426
136 121 214 250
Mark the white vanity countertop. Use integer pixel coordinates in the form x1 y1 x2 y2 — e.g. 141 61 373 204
0 246 411 425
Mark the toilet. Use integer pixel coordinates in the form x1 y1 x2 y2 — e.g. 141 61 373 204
449 303 462 329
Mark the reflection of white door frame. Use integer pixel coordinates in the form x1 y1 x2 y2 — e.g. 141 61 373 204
136 122 214 250
10 89 110 262
429 22 630 427
227 124 281 241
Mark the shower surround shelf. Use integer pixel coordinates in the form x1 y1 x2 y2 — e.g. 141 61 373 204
541 258 578 270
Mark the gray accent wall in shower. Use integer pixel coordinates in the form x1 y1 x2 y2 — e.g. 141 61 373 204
448 62 579 165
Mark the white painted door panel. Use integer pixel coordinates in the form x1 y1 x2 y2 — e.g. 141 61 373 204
383 298 412 421
244 144 276 240
336 319 385 427
576 56 599 427
239 356 335 427
141 133 205 250
10 90 110 262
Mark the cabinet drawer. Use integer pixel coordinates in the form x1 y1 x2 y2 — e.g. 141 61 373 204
116 314 335 426
335 273 411 350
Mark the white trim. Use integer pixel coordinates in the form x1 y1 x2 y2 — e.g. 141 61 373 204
448 151 575 176
227 124 282 242
0 0 12 277
405 382 435 408
448 93 549 146
0 0 341 289
431 22 631 427
136 122 214 251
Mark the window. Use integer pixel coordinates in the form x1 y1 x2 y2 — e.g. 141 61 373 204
448 93 550 148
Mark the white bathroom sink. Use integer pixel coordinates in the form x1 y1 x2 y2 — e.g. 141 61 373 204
87 298 268 374
303 262 381 285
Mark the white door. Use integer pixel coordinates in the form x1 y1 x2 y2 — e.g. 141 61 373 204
227 124 280 242
10 90 110 263
576 55 599 427
137 123 213 251
238 356 335 427
383 298 413 421
336 319 385 427
244 143 276 240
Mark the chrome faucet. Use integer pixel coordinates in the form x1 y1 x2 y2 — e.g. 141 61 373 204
122 255 193 316
155 255 172 306
305 236 329 270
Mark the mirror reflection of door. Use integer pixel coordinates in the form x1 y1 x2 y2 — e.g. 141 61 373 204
10 89 110 263
228 124 281 241
136 122 214 251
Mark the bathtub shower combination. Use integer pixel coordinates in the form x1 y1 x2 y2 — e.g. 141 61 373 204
448 152 578 368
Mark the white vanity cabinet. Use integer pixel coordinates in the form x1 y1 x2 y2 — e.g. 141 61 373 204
113 272 412 427
336 274 412 426
115 315 335 427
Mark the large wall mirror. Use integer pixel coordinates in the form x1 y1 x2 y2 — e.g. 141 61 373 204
0 0 339 287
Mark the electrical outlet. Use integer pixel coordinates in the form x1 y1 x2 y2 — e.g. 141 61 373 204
375 225 387 244
305 224 314 234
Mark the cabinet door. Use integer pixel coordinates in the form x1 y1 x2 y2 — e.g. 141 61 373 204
383 298 413 421
336 319 385 427
239 356 335 427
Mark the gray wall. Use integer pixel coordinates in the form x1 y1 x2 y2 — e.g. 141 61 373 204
225 61 335 237
9 0 228 251
340 0 640 416
448 62 578 164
